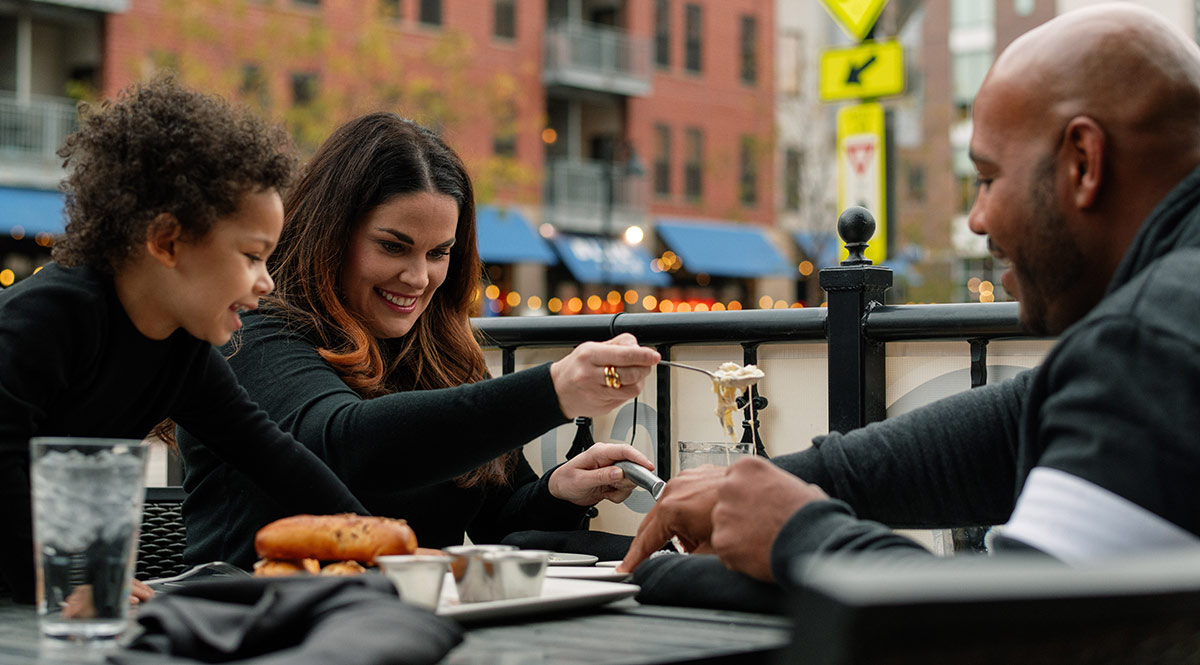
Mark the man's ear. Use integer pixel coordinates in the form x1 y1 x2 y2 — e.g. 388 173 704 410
1062 116 1105 209
145 213 183 268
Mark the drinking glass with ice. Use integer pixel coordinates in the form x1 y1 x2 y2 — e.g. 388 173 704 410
30 437 148 645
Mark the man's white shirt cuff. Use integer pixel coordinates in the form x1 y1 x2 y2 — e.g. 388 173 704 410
1004 466 1200 564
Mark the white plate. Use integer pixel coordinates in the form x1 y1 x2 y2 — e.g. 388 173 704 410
547 552 600 566
594 560 623 568
545 566 631 582
437 575 638 623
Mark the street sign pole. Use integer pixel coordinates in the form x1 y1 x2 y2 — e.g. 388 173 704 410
819 0 895 266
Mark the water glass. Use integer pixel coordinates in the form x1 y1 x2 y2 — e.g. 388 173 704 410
30 437 148 644
677 441 752 471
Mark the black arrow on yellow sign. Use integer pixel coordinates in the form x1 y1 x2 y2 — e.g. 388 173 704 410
820 40 904 102
846 56 877 84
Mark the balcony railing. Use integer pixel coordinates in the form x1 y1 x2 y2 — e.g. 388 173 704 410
543 21 651 97
0 93 78 162
543 157 646 234
0 92 78 186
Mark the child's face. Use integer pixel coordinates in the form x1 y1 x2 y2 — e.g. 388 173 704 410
172 188 282 345
340 191 458 339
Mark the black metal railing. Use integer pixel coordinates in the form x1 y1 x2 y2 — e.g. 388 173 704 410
475 207 1036 480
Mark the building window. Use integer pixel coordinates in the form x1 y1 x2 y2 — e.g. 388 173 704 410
654 124 671 197
379 0 400 21
778 32 803 97
494 0 516 39
956 173 976 214
739 136 757 207
493 135 516 157
951 0 994 28
784 148 802 212
906 164 926 202
684 128 703 200
740 15 757 85
493 101 517 157
654 0 670 69
240 64 270 110
953 50 992 104
290 72 318 106
420 0 442 26
684 4 702 73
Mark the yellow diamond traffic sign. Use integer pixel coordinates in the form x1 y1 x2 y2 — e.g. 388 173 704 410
819 0 890 42
820 40 904 102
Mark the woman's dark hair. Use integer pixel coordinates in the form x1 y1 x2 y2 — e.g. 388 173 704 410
268 113 509 486
53 76 295 272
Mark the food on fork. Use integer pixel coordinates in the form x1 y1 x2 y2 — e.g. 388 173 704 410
710 363 765 440
252 513 419 577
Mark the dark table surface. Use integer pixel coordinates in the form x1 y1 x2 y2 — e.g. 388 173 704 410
0 597 791 665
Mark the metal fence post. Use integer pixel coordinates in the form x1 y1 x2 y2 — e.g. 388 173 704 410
820 207 893 433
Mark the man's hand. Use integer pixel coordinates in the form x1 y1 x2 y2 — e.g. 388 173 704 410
617 465 729 572
710 457 828 582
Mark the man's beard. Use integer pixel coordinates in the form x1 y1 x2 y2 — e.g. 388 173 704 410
1011 158 1089 336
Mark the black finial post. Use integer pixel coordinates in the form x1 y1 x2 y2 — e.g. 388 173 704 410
838 206 876 266
820 207 893 433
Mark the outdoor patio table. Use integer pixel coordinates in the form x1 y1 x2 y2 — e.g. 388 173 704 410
0 596 791 665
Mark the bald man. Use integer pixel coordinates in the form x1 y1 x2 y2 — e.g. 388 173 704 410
621 4 1200 587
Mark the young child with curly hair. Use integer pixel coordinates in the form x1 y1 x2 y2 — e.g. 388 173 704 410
0 78 365 603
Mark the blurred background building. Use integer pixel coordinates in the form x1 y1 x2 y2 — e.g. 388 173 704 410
1 0 1197 310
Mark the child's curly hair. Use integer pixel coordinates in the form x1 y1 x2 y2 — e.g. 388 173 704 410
52 76 295 272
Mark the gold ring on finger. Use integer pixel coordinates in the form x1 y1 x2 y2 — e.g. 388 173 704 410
604 365 622 389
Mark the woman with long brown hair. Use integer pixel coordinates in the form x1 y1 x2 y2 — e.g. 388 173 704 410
177 113 660 569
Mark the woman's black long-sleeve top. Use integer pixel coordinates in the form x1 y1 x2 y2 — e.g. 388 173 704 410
178 311 589 569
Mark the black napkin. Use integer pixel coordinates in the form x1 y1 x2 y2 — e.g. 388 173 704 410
107 574 462 665
501 529 634 561
631 553 786 614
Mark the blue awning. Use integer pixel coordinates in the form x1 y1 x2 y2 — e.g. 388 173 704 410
550 234 670 286
0 186 65 237
475 206 557 265
793 231 842 269
655 218 793 278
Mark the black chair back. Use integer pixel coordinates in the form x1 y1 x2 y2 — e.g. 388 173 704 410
137 486 189 580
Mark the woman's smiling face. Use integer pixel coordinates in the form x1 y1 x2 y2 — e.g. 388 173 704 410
341 191 459 340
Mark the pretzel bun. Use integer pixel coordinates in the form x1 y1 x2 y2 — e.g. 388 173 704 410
253 558 320 577
320 560 368 576
255 513 418 563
